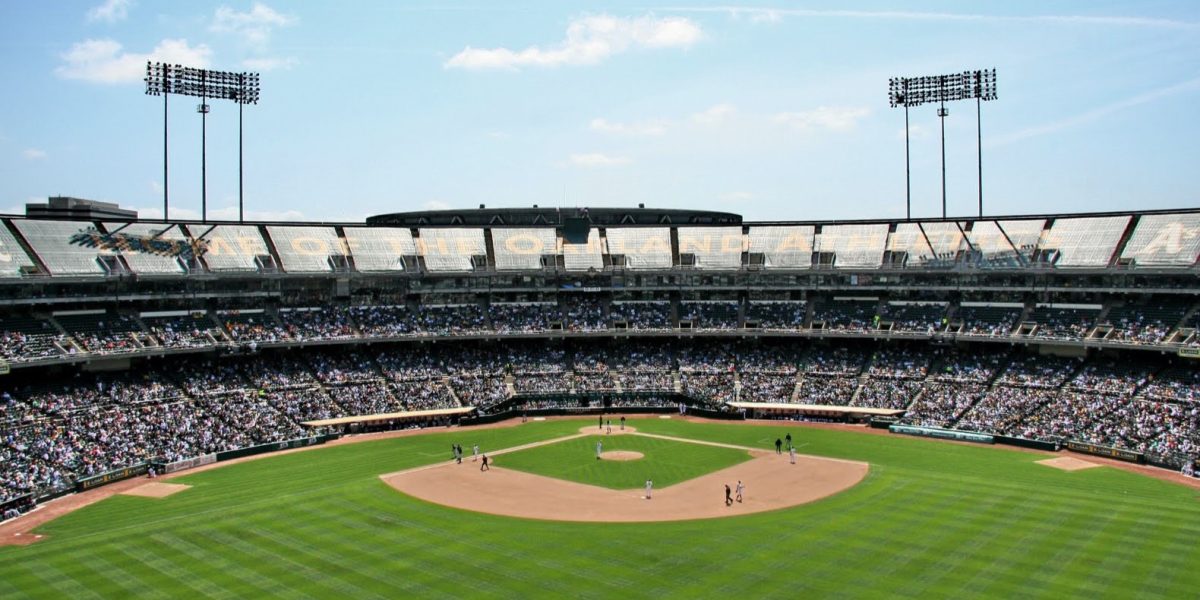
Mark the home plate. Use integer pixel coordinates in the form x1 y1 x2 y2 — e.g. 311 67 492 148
120 482 192 498
659 415 672 419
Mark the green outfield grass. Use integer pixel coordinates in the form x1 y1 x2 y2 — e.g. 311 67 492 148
497 434 753 489
2 417 1199 599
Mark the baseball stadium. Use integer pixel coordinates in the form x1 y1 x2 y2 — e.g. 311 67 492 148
4 3 1200 599
0 203 1198 597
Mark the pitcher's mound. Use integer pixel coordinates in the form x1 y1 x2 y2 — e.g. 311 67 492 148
1037 457 1100 472
383 453 868 523
120 482 191 498
599 451 643 461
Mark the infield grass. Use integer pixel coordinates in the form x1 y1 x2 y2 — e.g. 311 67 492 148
497 434 753 489
2 417 1199 599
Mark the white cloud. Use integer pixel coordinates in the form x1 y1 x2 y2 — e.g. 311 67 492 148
22 149 47 160
87 0 132 23
445 14 702 70
773 106 870 131
211 3 296 48
691 103 737 125
590 118 668 136
569 153 632 167
56 38 212 84
241 56 297 71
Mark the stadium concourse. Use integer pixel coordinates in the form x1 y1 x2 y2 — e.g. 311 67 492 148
2 205 1200 521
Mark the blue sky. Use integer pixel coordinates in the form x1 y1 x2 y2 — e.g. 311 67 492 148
0 1 1197 222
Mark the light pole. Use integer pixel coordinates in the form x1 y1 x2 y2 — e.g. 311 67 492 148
889 69 998 219
145 63 261 223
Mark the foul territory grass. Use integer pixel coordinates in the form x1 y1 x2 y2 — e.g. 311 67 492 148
2 417 1199 599
497 434 753 489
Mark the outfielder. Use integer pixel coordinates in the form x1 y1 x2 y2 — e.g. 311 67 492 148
596 440 603 460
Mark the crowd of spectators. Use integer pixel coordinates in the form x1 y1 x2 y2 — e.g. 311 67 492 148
516 374 575 394
348 305 414 337
854 379 922 410
62 314 143 354
276 307 357 341
616 371 674 392
680 302 739 330
680 372 736 404
145 315 215 348
928 351 1005 384
867 347 930 380
1026 308 1096 341
564 297 607 332
739 373 797 403
609 302 671 330
804 347 867 376
816 301 876 332
900 383 987 428
3 337 1200 518
489 303 555 334
996 355 1078 389
1066 359 1150 397
957 306 1022 337
882 303 945 333
796 375 859 405
223 312 289 343
1143 368 1200 403
746 302 807 329
955 387 1059 434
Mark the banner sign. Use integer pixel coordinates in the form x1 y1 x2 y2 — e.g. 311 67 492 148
889 424 994 444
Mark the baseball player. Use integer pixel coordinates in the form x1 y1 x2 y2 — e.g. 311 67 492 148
596 440 603 460
735 480 744 503
645 478 653 499
789 445 796 464
472 444 479 462
724 484 733 506
480 454 490 471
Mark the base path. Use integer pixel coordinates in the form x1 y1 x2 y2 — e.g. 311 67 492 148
382 433 868 523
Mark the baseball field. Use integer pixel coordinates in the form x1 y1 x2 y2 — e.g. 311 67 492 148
2 417 1198 598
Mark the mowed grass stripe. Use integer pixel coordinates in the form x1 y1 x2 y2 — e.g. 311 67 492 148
113 540 232 600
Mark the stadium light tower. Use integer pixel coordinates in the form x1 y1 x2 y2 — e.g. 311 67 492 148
145 63 261 223
889 69 997 219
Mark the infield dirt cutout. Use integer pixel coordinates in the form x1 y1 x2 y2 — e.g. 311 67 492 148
599 450 644 461
382 432 868 522
120 482 192 498
1036 457 1101 472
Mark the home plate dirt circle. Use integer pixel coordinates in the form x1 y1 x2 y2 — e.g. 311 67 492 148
382 435 869 523
599 450 644 461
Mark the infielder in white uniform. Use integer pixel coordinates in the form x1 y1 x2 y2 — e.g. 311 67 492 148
645 479 653 499
596 440 603 460
735 480 745 503
472 444 480 462
789 445 796 464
